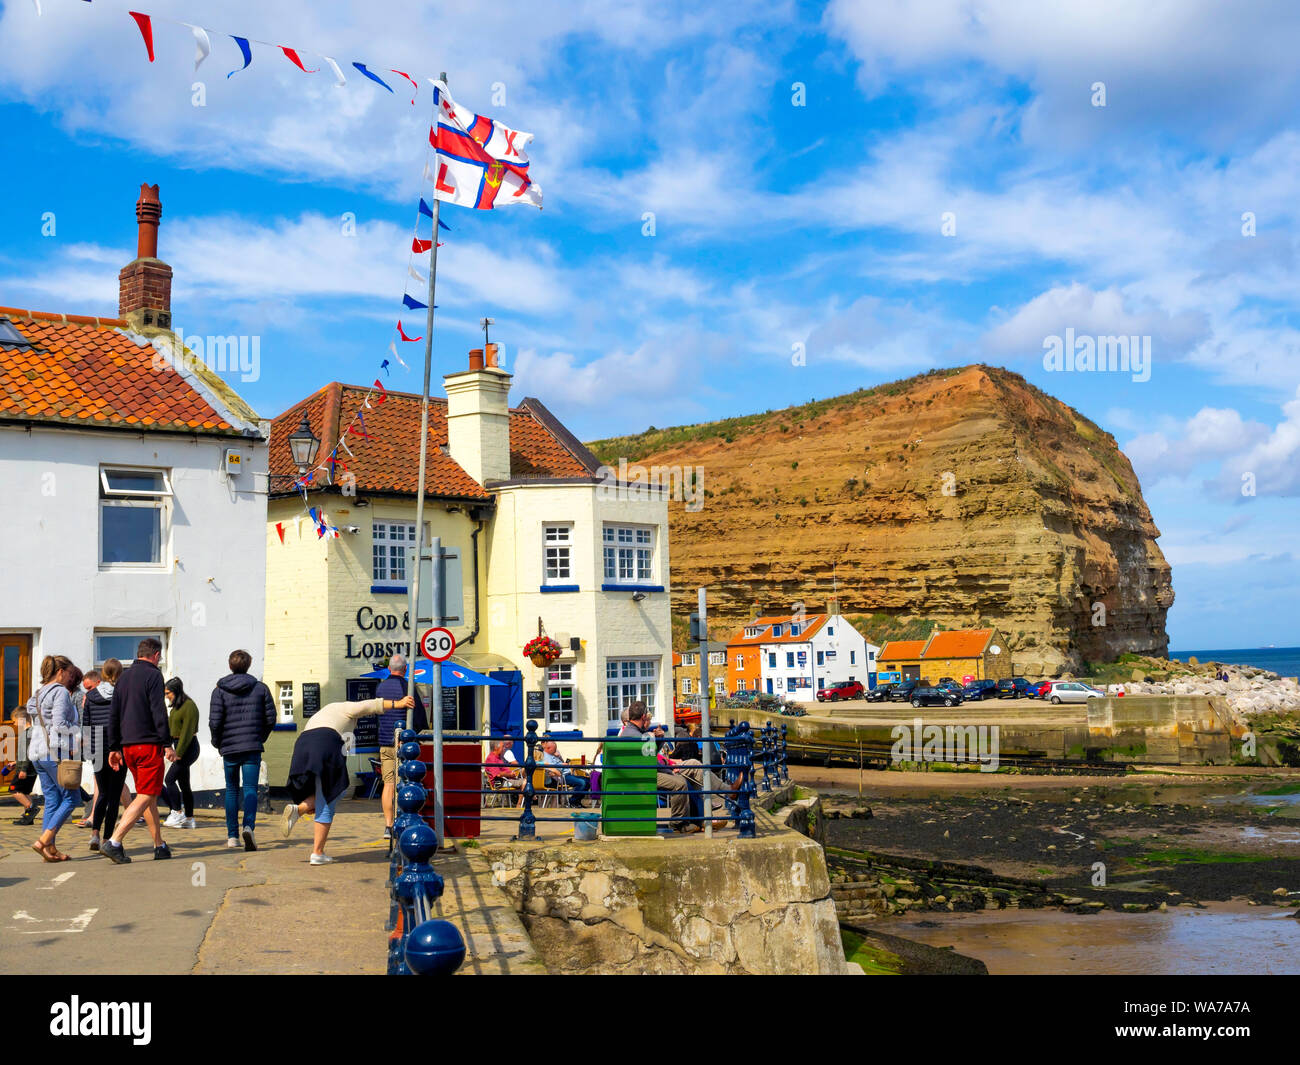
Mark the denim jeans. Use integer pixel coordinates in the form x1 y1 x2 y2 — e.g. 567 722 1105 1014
35 761 78 834
223 756 260 838
314 778 336 825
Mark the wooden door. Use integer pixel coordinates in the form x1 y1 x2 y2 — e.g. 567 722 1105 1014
1 635 32 792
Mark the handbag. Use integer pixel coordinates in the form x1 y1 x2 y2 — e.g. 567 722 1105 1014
33 685 83 790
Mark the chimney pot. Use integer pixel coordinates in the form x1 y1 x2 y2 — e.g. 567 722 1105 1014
468 348 485 370
135 183 162 259
485 342 499 367
119 182 172 329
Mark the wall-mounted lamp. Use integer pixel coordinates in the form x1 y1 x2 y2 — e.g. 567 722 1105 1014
631 591 648 603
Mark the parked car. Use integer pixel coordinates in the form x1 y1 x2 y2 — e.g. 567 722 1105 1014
911 685 963 708
1045 680 1105 704
729 690 757 702
995 677 1034 699
961 679 998 701
865 683 896 702
816 680 866 702
888 680 920 702
936 679 964 693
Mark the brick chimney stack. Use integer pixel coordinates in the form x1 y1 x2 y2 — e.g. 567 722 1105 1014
444 347 513 486
118 183 173 332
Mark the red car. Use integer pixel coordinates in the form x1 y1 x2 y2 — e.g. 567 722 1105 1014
816 680 865 702
1032 680 1052 699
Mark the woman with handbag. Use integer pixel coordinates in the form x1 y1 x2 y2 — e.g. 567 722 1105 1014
27 654 82 862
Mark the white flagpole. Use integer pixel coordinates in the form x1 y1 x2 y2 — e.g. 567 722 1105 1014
406 72 447 745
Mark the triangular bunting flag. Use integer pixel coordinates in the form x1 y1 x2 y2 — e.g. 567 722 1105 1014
128 12 155 62
228 36 253 78
276 522 285 544
182 23 211 73
374 379 388 401
412 237 432 254
419 198 434 218
281 47 319 73
402 294 427 311
396 320 421 342
322 56 348 87
391 69 418 104
352 63 392 92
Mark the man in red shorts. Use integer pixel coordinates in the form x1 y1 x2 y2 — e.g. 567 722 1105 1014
101 637 176 864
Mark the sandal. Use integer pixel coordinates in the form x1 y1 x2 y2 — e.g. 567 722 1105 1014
30 841 61 863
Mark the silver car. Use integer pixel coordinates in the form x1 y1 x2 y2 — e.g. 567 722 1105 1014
1046 681 1105 704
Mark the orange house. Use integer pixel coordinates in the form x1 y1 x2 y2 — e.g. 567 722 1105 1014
726 644 764 694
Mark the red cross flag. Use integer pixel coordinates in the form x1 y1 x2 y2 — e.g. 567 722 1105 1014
428 79 542 211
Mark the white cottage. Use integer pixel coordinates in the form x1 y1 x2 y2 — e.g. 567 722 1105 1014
0 184 270 796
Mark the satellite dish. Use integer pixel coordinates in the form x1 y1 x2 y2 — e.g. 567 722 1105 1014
990 645 1002 655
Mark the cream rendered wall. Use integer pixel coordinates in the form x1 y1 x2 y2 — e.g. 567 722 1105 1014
484 481 671 754
262 493 479 782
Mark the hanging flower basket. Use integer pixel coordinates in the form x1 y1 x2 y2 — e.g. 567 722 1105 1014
523 636 563 667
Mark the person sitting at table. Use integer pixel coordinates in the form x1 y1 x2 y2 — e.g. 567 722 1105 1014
540 739 589 808
485 738 522 787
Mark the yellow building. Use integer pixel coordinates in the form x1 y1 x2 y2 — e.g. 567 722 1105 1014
262 348 671 782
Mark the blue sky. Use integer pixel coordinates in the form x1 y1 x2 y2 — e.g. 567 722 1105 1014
2 0 1299 650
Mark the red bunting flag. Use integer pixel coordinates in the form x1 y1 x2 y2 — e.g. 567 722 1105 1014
391 69 418 104
276 522 285 544
281 47 319 73
412 237 432 254
373 379 387 402
347 423 372 441
396 320 422 342
129 12 155 62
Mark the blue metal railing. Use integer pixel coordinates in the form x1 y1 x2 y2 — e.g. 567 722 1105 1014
382 717 791 973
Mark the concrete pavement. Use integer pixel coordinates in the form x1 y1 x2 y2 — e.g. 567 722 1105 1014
0 797 393 974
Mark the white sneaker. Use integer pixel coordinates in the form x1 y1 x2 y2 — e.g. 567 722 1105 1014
308 853 333 865
163 811 185 829
281 803 300 838
227 837 240 849
181 817 197 829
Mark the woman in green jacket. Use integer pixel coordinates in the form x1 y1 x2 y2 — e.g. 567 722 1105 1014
162 677 200 829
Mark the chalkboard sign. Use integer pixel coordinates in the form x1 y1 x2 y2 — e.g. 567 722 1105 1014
346 679 380 750
526 690 544 719
441 685 459 730
301 682 321 720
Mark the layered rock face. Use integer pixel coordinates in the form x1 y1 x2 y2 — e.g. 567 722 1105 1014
589 365 1173 674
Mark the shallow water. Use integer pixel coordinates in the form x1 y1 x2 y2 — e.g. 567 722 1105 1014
896 905 1300 975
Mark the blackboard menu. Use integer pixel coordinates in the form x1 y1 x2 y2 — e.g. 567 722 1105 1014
441 685 459 730
526 690 544 719
346 679 380 750
301 682 321 719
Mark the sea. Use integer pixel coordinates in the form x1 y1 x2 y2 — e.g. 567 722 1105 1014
1169 646 1300 679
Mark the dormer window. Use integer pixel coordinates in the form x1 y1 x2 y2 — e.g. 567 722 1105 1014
772 623 783 638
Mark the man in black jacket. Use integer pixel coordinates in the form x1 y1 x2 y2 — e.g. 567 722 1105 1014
101 638 176 864
209 649 276 851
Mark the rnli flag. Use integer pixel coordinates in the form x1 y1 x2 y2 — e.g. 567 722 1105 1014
428 80 542 211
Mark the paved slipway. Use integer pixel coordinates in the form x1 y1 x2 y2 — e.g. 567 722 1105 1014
0 800 394 974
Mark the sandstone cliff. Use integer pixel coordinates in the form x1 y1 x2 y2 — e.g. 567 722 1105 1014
589 365 1173 674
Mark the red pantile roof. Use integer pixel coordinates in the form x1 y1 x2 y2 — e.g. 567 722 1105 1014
923 628 994 660
879 639 927 661
268 383 599 500
0 307 239 434
726 615 828 646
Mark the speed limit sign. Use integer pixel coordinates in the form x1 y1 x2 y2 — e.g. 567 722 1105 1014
420 627 456 662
